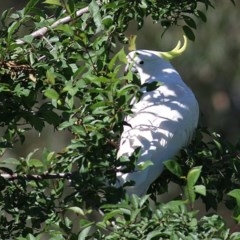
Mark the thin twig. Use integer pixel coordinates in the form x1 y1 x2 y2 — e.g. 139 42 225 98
16 1 102 45
0 172 72 180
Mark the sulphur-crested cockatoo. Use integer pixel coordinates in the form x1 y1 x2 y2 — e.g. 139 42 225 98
117 36 199 196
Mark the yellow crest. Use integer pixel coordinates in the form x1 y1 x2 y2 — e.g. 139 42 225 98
159 35 187 60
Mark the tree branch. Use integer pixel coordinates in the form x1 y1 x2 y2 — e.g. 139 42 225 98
16 1 102 45
0 172 72 180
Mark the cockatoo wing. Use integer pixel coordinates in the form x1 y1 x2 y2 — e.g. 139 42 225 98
117 81 199 196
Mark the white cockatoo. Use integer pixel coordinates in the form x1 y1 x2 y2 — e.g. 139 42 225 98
117 36 199 196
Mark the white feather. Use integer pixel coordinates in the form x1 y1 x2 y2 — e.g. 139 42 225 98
117 50 199 196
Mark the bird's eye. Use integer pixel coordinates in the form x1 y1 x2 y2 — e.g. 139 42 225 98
139 60 144 65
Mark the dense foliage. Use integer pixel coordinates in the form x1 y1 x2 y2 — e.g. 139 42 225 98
0 0 239 239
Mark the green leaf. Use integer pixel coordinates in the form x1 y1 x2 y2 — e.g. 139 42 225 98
196 10 207 22
183 25 195 41
228 189 240 205
78 225 94 240
43 0 61 6
183 15 197 29
162 200 185 211
164 159 183 177
130 208 142 222
184 167 202 203
130 194 140 210
66 207 85 215
44 88 59 100
27 150 40 162
139 0 148 9
55 24 74 37
64 0 75 16
22 35 34 44
27 159 44 168
102 15 113 29
72 125 87 136
8 21 21 36
89 0 104 33
24 0 39 15
103 209 123 222
139 194 150 208
137 160 153 171
108 48 127 70
1 9 13 26
213 138 223 153
143 81 162 92
194 185 206 196
187 166 202 187
146 231 162 240
184 184 196 204
92 105 109 115
58 118 77 130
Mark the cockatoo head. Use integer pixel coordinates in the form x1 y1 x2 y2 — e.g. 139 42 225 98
125 36 187 84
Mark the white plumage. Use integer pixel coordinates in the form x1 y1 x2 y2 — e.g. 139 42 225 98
117 41 199 196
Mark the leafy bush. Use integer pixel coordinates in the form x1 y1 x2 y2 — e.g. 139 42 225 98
0 0 239 239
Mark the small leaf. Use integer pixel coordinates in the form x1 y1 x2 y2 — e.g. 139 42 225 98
1 9 12 26
108 48 127 70
72 125 87 136
78 225 94 240
146 231 163 240
8 21 21 36
196 10 207 22
187 166 202 187
102 15 113 29
139 0 147 8
89 0 103 32
228 189 240 205
213 138 223 153
67 207 85 215
27 159 43 168
64 0 75 15
24 0 39 15
130 194 140 210
103 209 122 222
139 194 150 208
164 159 183 177
22 35 34 44
137 160 153 171
194 185 206 196
22 234 37 240
228 189 240 200
46 70 55 85
44 88 59 100
162 200 185 211
130 209 142 222
55 24 74 37
184 184 196 203
43 0 61 6
183 25 195 41
144 81 162 92
183 15 197 29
